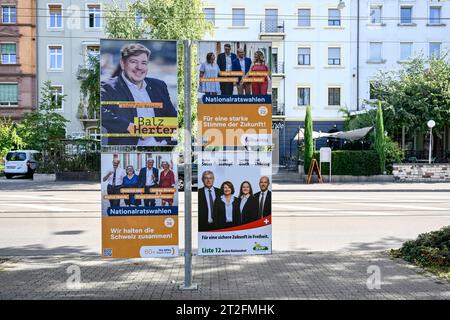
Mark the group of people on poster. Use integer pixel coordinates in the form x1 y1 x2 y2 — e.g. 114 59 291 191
103 158 175 208
198 171 272 231
199 44 270 96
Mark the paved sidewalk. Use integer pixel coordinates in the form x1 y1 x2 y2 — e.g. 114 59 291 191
0 251 448 300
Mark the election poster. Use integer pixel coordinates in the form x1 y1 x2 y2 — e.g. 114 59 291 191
198 152 272 256
101 152 178 258
197 41 272 148
198 95 272 148
100 39 178 146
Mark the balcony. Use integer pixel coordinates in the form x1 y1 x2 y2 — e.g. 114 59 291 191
259 20 285 40
272 103 285 117
271 62 285 77
77 103 99 123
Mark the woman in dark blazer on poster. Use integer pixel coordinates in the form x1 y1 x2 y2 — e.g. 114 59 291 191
213 181 240 229
236 181 258 225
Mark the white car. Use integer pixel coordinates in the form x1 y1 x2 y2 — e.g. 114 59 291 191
4 150 40 179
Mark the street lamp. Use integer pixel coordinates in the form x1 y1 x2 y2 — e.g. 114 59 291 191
427 120 436 164
338 0 346 9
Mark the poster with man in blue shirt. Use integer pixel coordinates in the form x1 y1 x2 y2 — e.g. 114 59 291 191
100 40 178 146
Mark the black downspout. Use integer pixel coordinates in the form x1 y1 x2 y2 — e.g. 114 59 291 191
356 0 360 111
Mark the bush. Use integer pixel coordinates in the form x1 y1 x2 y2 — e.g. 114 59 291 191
384 137 404 173
313 150 381 176
391 226 450 276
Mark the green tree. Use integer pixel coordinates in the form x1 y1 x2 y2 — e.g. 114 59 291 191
370 54 450 156
303 105 314 174
77 54 100 121
104 0 214 144
18 81 68 170
375 101 386 174
0 117 25 158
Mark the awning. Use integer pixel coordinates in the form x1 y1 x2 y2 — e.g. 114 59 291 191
294 126 373 142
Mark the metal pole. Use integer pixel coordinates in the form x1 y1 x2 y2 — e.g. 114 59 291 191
179 40 197 290
356 0 360 111
429 128 433 164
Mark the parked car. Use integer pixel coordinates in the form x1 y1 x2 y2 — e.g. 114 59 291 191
178 161 198 191
3 150 40 179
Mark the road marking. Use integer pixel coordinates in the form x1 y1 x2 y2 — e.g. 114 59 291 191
3 194 77 201
352 202 450 211
3 203 83 212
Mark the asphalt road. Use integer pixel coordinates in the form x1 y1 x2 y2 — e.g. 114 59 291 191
0 179 449 256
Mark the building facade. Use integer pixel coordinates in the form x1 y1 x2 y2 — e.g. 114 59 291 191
0 0 36 121
202 1 352 163
32 1 449 160
36 0 106 140
350 0 450 159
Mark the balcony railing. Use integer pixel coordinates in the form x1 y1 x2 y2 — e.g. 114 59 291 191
260 20 285 33
272 103 285 116
77 105 99 121
271 62 285 75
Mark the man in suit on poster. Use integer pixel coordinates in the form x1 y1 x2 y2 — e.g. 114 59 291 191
254 176 272 218
231 48 252 95
101 43 177 146
103 159 126 208
198 170 222 231
216 44 237 95
138 158 159 207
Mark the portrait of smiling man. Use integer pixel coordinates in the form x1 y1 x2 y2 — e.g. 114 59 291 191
101 42 177 146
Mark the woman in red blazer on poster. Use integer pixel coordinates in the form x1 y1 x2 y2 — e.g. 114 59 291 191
248 50 270 95
159 161 175 206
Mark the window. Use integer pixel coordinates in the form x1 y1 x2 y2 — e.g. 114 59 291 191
87 127 100 141
429 7 441 25
298 9 311 27
328 88 341 106
135 12 143 28
232 8 245 27
430 42 441 58
328 47 341 65
370 6 382 24
265 9 278 32
298 48 311 65
0 84 18 107
1 43 16 64
400 7 412 24
271 48 279 73
87 4 101 28
86 45 99 65
400 42 413 61
49 4 62 28
86 45 99 58
298 88 310 106
272 88 278 106
328 9 340 26
48 45 63 70
50 86 63 110
369 42 382 61
203 8 215 25
2 6 16 24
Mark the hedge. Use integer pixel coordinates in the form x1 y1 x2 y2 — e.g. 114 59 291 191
313 150 381 176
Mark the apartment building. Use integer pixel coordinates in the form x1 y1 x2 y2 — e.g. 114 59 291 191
33 1 449 159
36 0 106 140
351 0 450 158
0 0 36 121
202 1 352 162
